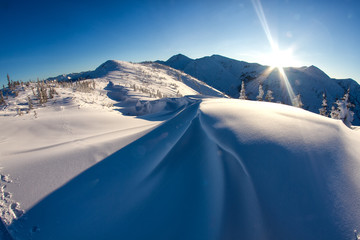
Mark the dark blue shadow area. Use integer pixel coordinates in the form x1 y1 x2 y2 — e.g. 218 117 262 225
0 220 13 240
10 101 203 239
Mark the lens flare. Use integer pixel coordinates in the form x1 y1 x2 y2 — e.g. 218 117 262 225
251 0 298 106
278 67 297 106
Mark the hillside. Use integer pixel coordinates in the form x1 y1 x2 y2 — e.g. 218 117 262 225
158 54 360 125
47 60 226 99
1 60 360 240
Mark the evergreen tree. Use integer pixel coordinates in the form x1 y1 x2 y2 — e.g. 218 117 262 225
239 81 247 100
319 92 328 116
265 90 274 102
0 90 5 105
256 84 264 101
7 74 11 90
354 230 359 240
49 87 53 99
293 94 303 108
331 88 354 127
27 96 33 110
330 105 339 119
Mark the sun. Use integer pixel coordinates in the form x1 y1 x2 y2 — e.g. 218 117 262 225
262 47 299 69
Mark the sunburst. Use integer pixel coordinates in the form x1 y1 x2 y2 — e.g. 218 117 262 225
251 0 301 107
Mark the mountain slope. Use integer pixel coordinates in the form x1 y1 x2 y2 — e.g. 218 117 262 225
48 60 226 99
158 54 360 125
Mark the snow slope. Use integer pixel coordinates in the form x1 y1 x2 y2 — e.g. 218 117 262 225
4 99 360 240
1 60 360 240
0 59 223 221
0 85 163 228
158 54 360 125
48 60 226 99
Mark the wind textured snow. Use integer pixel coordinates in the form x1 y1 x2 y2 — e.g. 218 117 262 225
1 59 360 240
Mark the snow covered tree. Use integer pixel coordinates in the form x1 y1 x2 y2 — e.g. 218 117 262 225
265 90 274 102
354 230 360 240
239 81 247 100
7 74 11 90
0 90 5 105
293 94 303 108
331 89 354 127
48 87 54 99
319 92 328 116
27 96 33 110
330 105 339 119
256 84 264 101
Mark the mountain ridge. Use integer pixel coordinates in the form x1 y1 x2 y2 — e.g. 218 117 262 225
45 56 359 125
157 54 360 125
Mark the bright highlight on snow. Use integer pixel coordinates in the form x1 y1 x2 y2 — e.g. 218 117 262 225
0 59 359 240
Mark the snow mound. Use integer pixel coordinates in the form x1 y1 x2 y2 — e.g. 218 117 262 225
8 98 360 240
130 97 195 116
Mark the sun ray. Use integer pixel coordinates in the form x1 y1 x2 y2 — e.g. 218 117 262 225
278 67 296 105
251 0 298 107
251 0 277 51
254 66 275 83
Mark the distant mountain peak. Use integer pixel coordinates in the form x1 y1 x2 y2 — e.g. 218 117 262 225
167 54 192 61
303 65 330 79
95 60 124 72
209 54 232 60
163 54 193 70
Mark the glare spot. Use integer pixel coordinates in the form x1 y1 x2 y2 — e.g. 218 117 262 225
251 0 299 107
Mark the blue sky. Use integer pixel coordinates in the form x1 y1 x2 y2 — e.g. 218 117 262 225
1 0 359 86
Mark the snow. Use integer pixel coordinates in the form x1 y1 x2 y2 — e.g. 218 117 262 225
160 54 360 125
48 60 226 99
1 60 360 239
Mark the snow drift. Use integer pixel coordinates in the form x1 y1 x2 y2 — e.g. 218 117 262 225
8 98 360 240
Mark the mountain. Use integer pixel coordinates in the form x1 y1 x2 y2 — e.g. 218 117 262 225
158 54 360 125
1 59 360 239
47 60 226 100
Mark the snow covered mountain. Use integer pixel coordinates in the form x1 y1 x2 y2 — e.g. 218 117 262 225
48 60 226 99
1 59 360 240
158 54 360 125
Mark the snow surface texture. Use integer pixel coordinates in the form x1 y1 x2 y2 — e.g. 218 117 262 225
158 54 360 125
0 60 224 238
1 60 360 239
6 98 360 240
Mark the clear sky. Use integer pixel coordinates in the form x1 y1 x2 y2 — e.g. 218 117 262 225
1 0 359 86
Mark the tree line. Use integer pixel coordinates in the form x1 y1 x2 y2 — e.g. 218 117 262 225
239 80 355 127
